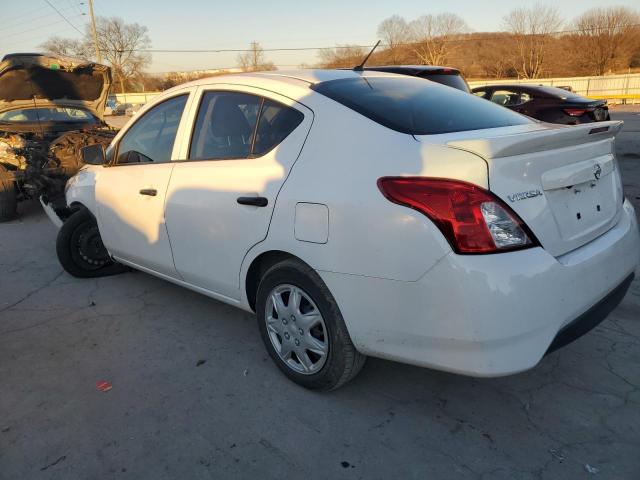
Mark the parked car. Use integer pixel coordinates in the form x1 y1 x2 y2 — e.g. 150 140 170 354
125 104 143 116
104 98 117 116
0 53 117 222
362 65 470 92
51 70 639 390
471 84 610 124
112 102 132 116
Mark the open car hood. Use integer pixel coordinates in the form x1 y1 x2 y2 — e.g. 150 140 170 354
0 53 112 120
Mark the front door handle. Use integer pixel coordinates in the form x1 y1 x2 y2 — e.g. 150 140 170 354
139 188 157 196
237 196 268 207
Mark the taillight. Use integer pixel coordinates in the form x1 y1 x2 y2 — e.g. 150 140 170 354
377 177 538 254
563 108 590 117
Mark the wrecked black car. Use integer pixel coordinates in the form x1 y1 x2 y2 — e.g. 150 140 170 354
0 53 117 222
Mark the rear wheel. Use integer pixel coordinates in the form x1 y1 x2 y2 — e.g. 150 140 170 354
0 165 18 222
256 258 366 390
56 208 127 278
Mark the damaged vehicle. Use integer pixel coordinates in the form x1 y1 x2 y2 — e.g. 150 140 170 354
0 53 117 222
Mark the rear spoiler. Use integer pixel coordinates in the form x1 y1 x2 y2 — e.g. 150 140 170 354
443 121 623 159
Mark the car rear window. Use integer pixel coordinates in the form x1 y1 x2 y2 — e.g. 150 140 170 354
311 77 532 135
533 85 582 100
419 73 470 92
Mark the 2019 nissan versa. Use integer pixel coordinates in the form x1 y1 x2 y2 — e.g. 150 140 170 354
50 70 639 390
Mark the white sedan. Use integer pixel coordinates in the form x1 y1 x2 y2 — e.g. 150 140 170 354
50 70 640 390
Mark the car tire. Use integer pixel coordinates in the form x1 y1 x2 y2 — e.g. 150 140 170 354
56 208 128 278
256 258 366 391
0 165 18 222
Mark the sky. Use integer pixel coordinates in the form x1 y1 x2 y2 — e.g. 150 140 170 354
1 0 638 74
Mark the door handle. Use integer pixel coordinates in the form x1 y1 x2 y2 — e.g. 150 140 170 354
237 196 268 207
139 188 157 196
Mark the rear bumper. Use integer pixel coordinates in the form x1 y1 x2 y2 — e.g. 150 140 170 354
319 199 639 377
546 272 633 354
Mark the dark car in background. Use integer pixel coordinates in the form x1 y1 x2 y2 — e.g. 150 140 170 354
362 65 470 92
471 84 610 125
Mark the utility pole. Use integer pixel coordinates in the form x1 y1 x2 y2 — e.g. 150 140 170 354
88 0 102 63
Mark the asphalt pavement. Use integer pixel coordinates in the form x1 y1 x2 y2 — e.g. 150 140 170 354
1 106 639 479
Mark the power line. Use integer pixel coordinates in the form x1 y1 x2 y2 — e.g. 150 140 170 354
1 7 81 35
2 5 47 25
116 23 640 54
0 17 68 42
43 0 84 35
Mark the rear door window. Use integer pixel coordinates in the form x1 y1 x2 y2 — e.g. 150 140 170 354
253 99 304 156
311 77 531 135
189 92 303 160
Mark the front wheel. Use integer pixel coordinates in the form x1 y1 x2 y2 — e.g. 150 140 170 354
256 258 366 391
56 208 127 278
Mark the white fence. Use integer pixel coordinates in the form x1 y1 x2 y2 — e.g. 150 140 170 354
112 73 640 106
111 92 160 105
468 73 640 104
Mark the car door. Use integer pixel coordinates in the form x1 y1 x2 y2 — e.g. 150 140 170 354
95 92 191 277
164 86 313 299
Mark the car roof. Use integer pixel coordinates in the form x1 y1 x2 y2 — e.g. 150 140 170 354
472 84 528 90
472 84 587 98
177 69 403 88
364 65 462 75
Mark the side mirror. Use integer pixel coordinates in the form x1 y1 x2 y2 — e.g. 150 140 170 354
81 144 106 166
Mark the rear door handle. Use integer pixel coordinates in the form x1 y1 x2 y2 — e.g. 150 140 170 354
139 188 157 196
237 196 268 207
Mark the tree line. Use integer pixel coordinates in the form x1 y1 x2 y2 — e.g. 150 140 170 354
320 6 640 79
39 6 640 94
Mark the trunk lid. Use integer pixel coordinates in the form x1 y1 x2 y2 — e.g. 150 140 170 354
416 121 624 257
0 53 111 120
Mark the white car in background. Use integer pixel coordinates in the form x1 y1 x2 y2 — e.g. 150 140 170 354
49 70 639 390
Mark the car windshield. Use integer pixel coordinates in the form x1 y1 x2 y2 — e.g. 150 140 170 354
312 76 532 135
0 107 97 123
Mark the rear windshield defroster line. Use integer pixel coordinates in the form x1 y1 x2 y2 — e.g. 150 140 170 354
311 77 532 135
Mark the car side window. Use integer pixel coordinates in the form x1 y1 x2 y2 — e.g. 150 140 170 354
472 89 488 98
189 92 304 160
189 92 261 160
253 99 304 156
490 90 531 107
116 95 188 165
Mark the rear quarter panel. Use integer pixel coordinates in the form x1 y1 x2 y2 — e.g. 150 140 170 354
242 96 490 290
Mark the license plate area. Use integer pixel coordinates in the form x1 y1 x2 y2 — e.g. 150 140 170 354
545 173 617 241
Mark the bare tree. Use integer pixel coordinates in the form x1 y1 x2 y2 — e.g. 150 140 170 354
575 7 640 75
377 15 410 64
40 17 151 93
39 36 89 58
502 5 563 78
317 45 366 68
475 34 518 78
409 13 468 65
94 17 152 93
237 42 276 72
